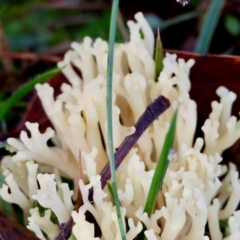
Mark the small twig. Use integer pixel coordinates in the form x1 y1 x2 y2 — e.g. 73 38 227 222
54 217 73 240
0 51 62 63
99 95 170 189
76 151 83 210
117 10 129 42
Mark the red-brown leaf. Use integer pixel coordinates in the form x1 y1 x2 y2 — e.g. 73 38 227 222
0 210 39 240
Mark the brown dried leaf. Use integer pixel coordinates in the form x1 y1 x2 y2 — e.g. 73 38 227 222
0 72 69 142
2 50 240 238
0 210 39 240
13 51 240 136
3 50 240 164
166 50 240 127
166 50 240 168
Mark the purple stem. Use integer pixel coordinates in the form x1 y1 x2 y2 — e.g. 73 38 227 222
54 217 73 240
89 95 170 199
55 95 170 240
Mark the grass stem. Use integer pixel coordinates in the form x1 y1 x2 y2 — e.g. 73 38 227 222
106 1 127 239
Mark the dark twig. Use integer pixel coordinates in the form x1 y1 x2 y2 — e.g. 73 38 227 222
99 95 170 189
117 10 129 42
55 95 170 240
54 217 73 240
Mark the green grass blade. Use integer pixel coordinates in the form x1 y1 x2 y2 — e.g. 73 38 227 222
144 107 178 216
160 10 201 31
69 232 77 240
107 181 115 201
155 29 163 80
107 1 127 240
194 0 226 54
0 67 61 121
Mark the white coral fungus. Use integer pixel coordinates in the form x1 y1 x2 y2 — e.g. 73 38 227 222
1 11 240 240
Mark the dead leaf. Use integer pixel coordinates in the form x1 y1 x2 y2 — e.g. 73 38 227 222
8 51 240 136
2 49 240 239
0 210 39 240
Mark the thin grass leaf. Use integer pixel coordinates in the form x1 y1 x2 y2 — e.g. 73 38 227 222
106 1 127 239
107 181 115 201
160 10 201 31
0 169 15 221
69 233 77 240
155 29 163 80
0 119 7 133
146 10 201 33
144 107 178 216
194 0 226 54
0 67 61 121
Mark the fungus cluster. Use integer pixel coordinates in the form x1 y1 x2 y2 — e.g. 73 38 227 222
1 12 240 240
